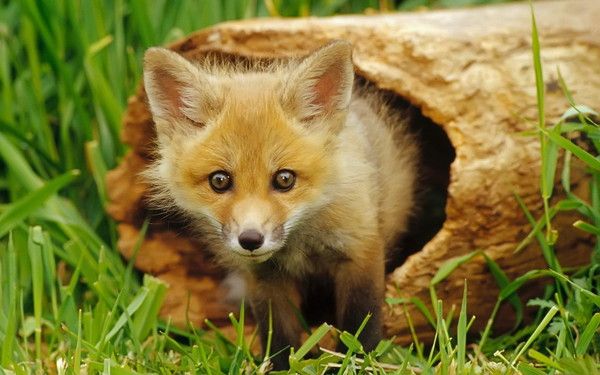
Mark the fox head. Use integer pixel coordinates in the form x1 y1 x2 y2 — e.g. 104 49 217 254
143 41 354 264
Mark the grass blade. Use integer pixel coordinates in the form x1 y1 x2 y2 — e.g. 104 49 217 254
1 233 18 367
290 323 331 362
510 305 558 367
27 226 45 361
0 170 79 238
131 275 167 341
482 253 523 328
573 220 600 236
430 250 481 286
456 281 468 373
575 312 600 356
103 287 150 343
540 127 600 171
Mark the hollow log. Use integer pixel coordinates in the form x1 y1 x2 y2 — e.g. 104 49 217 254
106 0 600 343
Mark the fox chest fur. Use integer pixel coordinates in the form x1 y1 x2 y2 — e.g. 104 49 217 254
142 41 417 369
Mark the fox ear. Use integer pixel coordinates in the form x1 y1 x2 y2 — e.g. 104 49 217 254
282 41 354 123
143 48 219 138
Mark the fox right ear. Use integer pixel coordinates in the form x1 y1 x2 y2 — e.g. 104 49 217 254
143 48 219 139
282 41 354 124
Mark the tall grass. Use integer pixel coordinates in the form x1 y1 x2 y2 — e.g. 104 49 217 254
0 0 598 373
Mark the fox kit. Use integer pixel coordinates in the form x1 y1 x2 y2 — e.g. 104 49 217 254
143 41 417 369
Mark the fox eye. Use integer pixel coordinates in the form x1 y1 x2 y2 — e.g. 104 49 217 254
209 171 232 193
272 170 296 192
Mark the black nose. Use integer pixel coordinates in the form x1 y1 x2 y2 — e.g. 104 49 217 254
238 230 264 251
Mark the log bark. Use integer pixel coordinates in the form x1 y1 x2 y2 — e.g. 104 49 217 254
106 0 600 343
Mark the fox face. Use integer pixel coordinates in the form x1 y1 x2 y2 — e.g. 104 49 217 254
166 92 333 263
143 42 354 264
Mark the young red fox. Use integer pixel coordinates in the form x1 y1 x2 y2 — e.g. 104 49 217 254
142 41 417 369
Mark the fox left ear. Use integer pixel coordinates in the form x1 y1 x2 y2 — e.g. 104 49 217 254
282 41 354 123
143 47 220 143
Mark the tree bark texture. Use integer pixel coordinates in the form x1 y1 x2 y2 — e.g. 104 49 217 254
106 0 600 343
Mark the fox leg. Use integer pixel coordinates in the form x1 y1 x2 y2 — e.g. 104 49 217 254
248 277 302 370
334 243 385 352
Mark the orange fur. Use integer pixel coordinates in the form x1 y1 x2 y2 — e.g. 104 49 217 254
142 41 417 368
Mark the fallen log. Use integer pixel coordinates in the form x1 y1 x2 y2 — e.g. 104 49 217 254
107 0 600 343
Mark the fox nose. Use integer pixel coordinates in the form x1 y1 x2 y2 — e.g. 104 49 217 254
238 230 264 251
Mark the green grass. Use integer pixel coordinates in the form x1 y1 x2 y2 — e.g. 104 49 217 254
1 0 599 373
